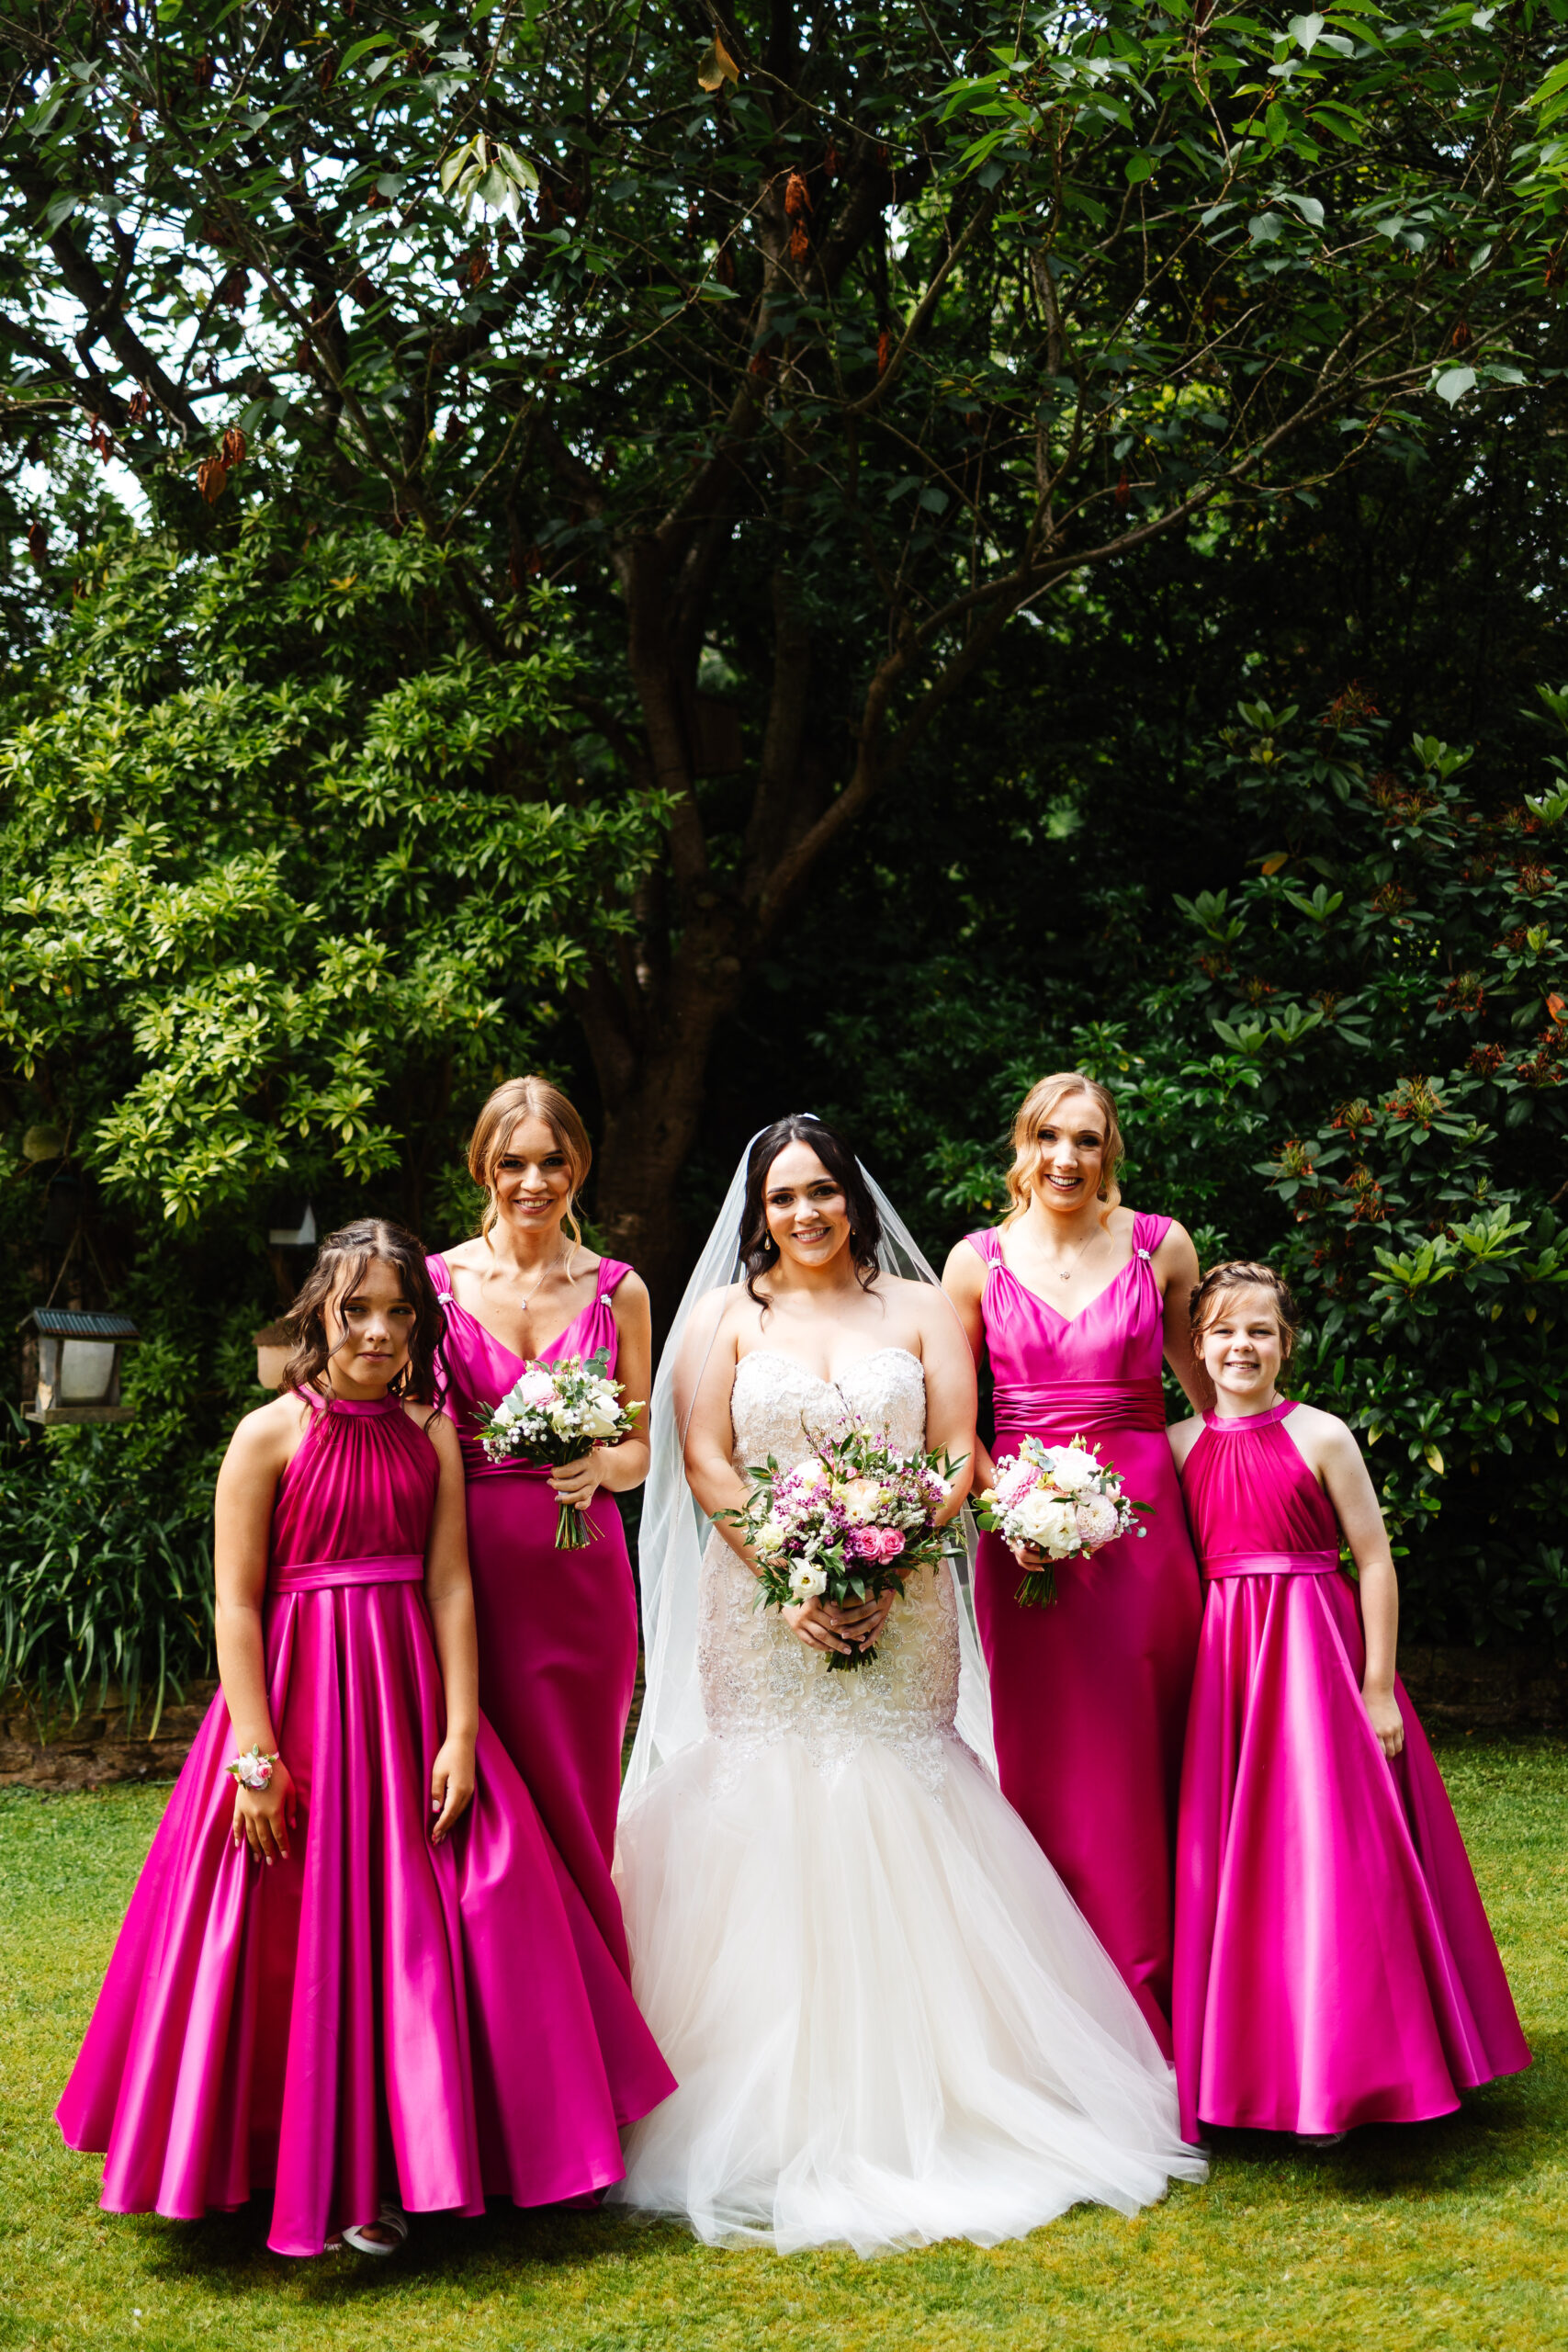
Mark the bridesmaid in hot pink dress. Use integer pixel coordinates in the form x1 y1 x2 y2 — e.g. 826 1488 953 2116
945 1072 1211 2054
431 1076 650 1979
1171 1261 1528 2142
57 1218 672 2256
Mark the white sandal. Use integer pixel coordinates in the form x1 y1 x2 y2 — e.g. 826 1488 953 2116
341 2202 409 2256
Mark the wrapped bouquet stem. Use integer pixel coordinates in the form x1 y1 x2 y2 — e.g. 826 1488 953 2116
719 1406 965 1673
475 1348 643 1548
976 1434 1144 1607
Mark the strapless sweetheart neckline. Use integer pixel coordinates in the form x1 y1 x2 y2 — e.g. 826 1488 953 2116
734 1344 922 1387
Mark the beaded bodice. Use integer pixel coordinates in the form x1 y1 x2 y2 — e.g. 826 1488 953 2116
696 1348 962 1792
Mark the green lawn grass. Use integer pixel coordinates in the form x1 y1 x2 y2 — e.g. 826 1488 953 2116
2 1740 1564 2352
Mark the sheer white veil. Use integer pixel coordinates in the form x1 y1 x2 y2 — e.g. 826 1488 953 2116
624 1122 997 1797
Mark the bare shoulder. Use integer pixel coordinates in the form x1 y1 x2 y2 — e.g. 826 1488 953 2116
1285 1398 1359 1461
942 1236 988 1291
1167 1412 1204 1468
223 1391 305 1474
609 1267 650 1315
407 1401 460 1465
440 1237 486 1273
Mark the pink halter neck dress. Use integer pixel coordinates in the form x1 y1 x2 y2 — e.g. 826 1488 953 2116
56 1388 674 2256
428 1252 640 1978
1173 1402 1529 2141
965 1215 1202 2054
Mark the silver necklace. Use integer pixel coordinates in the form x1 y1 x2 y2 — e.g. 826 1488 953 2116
512 1240 570 1310
1051 1224 1102 1284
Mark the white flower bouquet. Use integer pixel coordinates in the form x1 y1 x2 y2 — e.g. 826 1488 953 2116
976 1434 1142 1607
719 1407 964 1673
475 1346 642 1548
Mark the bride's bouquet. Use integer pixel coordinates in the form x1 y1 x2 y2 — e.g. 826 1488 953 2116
475 1348 642 1548
976 1435 1141 1608
720 1408 964 1673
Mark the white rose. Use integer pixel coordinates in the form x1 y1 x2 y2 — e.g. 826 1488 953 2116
836 1476 887 1525
492 1400 520 1428
755 1516 788 1555
1075 1495 1121 1548
1013 1489 1078 1555
547 1405 577 1440
1046 1443 1100 1495
579 1397 622 1440
788 1562 829 1601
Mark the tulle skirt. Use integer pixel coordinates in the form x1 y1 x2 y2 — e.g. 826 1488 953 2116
56 1581 675 2255
1173 1568 1530 2140
610 1728 1206 2255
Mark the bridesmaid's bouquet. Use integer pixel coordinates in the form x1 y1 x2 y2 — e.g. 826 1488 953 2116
720 1409 964 1673
976 1435 1142 1607
475 1348 642 1548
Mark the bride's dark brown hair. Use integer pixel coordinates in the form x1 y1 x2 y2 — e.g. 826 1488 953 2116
280 1217 446 1405
739 1116 883 1307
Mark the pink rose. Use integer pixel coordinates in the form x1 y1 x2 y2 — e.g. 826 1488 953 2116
515 1368 557 1408
847 1524 906 1565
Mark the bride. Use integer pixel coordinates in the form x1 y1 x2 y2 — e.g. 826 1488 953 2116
611 1115 1205 2253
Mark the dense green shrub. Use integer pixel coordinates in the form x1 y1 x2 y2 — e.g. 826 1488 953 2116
815 693 1568 1650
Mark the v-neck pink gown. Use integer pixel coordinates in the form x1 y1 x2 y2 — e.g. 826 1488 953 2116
1173 1403 1529 2139
56 1390 674 2256
965 1216 1202 2054
429 1253 640 1979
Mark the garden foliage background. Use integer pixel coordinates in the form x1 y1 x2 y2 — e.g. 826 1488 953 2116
1 0 1567 1715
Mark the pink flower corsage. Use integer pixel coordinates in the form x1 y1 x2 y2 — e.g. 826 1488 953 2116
224 1745 278 1792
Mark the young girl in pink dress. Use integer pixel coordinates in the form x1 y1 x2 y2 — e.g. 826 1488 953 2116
430 1077 651 1979
1170 1261 1529 2143
57 1219 672 2257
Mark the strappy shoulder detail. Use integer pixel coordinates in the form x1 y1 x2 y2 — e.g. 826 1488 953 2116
594 1256 633 1305
426 1250 455 1304
964 1227 1003 1266
1131 1211 1171 1261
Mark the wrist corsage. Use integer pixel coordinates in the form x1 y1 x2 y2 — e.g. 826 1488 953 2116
225 1744 279 1792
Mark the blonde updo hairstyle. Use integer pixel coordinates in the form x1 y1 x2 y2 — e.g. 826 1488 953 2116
1003 1071 1125 1229
1189 1260 1300 1361
468 1075 592 1255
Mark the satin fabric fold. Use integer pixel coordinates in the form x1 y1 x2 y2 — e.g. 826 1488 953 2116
967 1217 1201 2054
429 1253 640 1979
56 1393 674 2253
1173 1404 1529 2140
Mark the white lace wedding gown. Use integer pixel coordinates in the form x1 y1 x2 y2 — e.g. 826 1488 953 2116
610 1349 1205 2253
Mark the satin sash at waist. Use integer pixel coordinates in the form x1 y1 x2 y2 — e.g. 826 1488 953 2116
992 1377 1166 1441
270 1552 425 1594
1203 1549 1341 1582
456 1435 555 1484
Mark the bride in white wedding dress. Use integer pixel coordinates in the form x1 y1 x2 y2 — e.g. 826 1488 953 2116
611 1116 1205 2253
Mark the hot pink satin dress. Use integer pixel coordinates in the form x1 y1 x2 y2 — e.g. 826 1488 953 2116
55 1389 674 2256
1173 1402 1529 2140
429 1254 639 1978
966 1216 1202 2053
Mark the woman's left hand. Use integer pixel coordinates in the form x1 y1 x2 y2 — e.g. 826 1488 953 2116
825 1589 897 1651
1361 1682 1404 1761
548 1451 602 1511
431 1733 477 1843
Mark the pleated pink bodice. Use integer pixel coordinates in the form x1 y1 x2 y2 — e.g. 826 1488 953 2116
269 1390 437 1591
1179 1401 1340 1578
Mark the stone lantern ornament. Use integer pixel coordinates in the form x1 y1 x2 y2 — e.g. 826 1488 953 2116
23 1306 141 1425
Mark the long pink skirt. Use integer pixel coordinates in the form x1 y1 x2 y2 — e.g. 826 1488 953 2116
976 1421 1201 2054
1173 1569 1529 2141
464 1471 638 1977
56 1582 674 2255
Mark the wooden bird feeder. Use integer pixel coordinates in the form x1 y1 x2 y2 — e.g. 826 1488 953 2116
22 1307 140 1425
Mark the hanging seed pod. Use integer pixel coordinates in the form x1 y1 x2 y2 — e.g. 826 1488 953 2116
789 222 809 262
784 169 811 219
197 455 230 503
220 425 247 468
876 327 891 375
